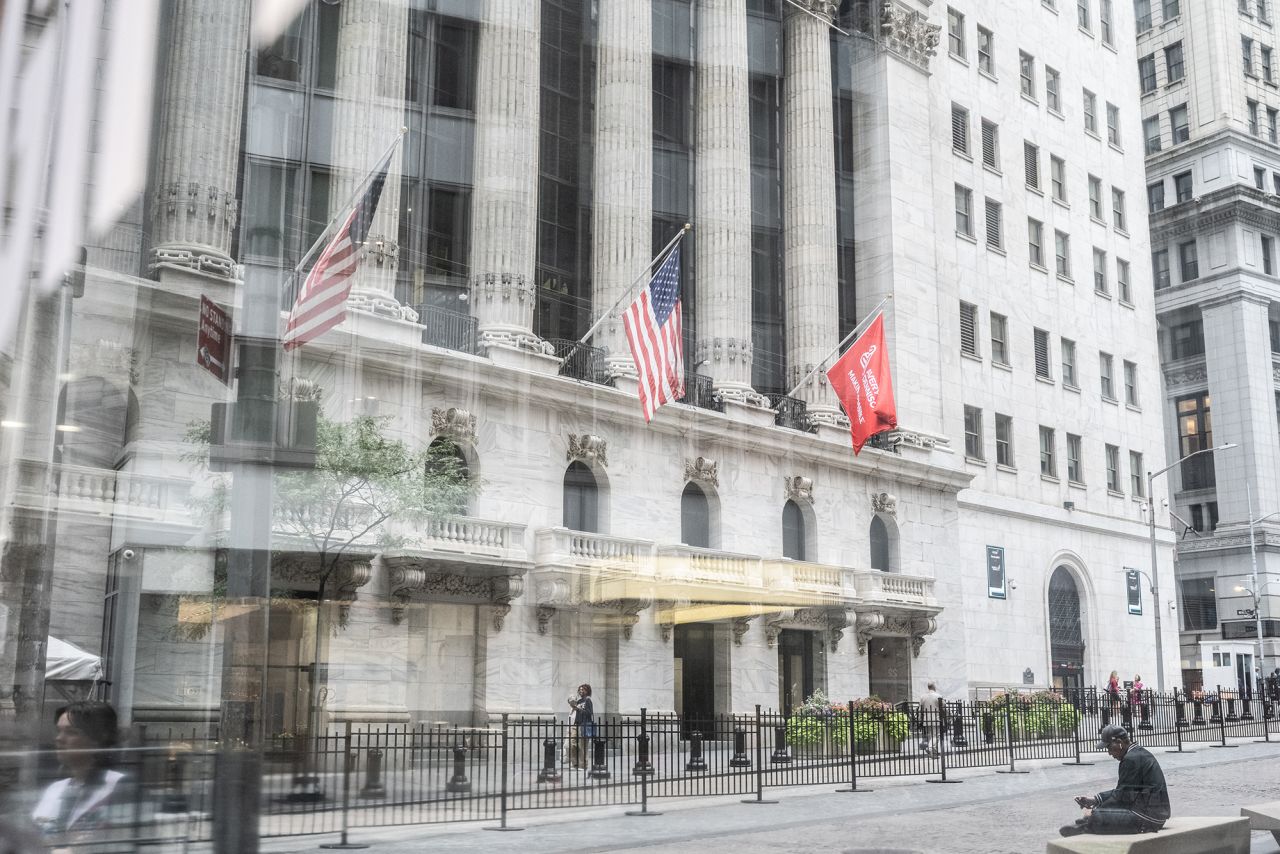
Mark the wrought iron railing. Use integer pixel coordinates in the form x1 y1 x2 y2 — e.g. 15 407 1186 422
547 339 613 386
677 372 722 412
413 305 479 354
766 394 815 433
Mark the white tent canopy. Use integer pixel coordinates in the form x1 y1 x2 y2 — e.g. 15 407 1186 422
45 636 103 681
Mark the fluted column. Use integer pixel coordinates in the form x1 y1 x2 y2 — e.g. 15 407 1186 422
592 0 652 376
147 1 251 276
783 2 840 423
695 0 759 403
469 1 545 353
329 0 414 320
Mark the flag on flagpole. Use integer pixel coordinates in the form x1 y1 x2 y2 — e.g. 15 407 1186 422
826 312 897 454
623 245 685 422
282 150 394 351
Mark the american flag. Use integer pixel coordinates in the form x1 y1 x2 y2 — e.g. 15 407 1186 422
282 150 393 351
623 245 685 422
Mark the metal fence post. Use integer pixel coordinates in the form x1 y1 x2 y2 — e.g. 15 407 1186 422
926 699 961 784
319 722 368 850
626 708 661 817
1171 689 1193 754
741 706 778 804
485 713 524 832
836 700 872 793
1213 689 1235 749
996 700 1027 774
1062 701 1093 766
686 731 707 772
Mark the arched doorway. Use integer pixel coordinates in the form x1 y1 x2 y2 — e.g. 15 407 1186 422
1048 566 1086 692
782 500 805 560
680 482 711 548
562 461 599 533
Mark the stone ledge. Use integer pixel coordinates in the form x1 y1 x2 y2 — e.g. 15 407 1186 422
1046 816 1250 854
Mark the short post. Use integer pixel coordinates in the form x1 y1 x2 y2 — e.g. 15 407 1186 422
1210 695 1223 724
685 731 708 772
485 713 524 832
949 701 968 748
1213 692 1235 749
445 742 471 792
319 722 368 850
836 700 871 793
536 737 561 784
1192 694 1206 725
1100 704 1111 728
729 725 752 767
996 699 1027 774
1226 691 1240 723
1121 701 1133 734
589 734 611 779
160 751 190 813
1241 688 1255 722
740 705 778 804
1174 688 1187 727
981 710 995 744
1138 692 1153 731
626 709 661 817
358 744 386 799
770 722 791 764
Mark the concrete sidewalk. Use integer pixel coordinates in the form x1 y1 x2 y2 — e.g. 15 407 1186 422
251 738 1280 854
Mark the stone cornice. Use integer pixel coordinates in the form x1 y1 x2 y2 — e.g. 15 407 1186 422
1149 186 1280 242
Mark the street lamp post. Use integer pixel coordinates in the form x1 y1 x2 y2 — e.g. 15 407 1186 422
1147 443 1238 693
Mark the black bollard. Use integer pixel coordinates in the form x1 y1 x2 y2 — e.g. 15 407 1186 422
729 725 752 767
1226 696 1239 722
160 752 189 813
1210 698 1222 723
981 711 994 744
359 747 387 798
771 724 791 764
950 702 968 748
536 738 561 784
1192 697 1206 725
1121 702 1133 733
1175 691 1187 727
589 736 611 779
1138 696 1153 731
1265 697 1275 720
1242 691 1255 721
1101 705 1112 727
686 731 708 772
444 745 470 793
632 733 654 777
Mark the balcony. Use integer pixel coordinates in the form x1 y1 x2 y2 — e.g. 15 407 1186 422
849 569 938 611
413 305 479 355
384 515 529 572
766 394 816 433
11 459 193 527
677 372 723 412
547 339 613 386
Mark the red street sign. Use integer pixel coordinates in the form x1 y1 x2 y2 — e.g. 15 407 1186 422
197 295 232 384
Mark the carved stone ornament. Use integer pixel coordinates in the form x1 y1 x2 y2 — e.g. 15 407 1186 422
784 476 814 503
617 597 652 641
685 456 719 488
389 567 426 625
731 616 756 646
386 567 524 626
567 434 609 468
536 605 557 635
786 0 838 19
855 611 886 655
877 0 941 71
470 271 536 304
1166 366 1208 387
332 560 373 628
870 492 898 516
910 616 938 658
430 407 477 444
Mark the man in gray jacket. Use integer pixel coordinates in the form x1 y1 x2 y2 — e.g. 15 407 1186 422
1061 725 1170 836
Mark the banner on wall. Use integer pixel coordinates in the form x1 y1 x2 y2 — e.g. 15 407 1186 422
1126 568 1143 615
987 546 1006 600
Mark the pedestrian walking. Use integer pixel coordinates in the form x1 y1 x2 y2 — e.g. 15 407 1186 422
917 682 945 757
1107 671 1121 711
568 684 595 770
1129 675 1144 708
1060 725 1169 837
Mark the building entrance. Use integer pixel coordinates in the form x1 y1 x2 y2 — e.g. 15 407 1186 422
867 636 911 703
1049 566 1086 694
778 629 818 713
674 623 716 738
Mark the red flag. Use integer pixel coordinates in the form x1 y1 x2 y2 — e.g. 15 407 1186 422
826 313 897 454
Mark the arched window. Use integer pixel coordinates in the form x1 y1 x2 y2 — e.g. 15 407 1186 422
782 500 806 560
562 461 599 533
870 516 892 571
425 438 471 514
681 482 711 548
1049 566 1086 691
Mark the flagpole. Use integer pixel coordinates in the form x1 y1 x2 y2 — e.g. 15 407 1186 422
781 294 894 402
574 223 691 348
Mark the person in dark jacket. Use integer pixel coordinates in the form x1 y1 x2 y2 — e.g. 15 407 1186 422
567 684 594 770
1061 725 1170 836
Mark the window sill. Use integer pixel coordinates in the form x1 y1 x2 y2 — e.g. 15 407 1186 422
1126 403 1143 413
1085 129 1101 141
1041 473 1061 484
1102 395 1119 405
1048 107 1065 120
1079 26 1094 38
1064 382 1081 393
1108 489 1125 498
997 463 1018 473
1095 288 1113 299
1030 261 1048 273
962 351 984 363
1021 92 1040 107
1115 227 1129 237
954 149 973 162
983 163 1003 177
986 244 1007 255
993 360 1013 372
1027 185 1044 196
1109 142 1125 154
965 456 988 466
1090 215 1107 226
1036 374 1056 385
957 230 977 244
979 68 999 83
950 52 970 66
1119 299 1135 309
1057 273 1074 284
1165 79 1185 90
1068 479 1087 489
1103 41 1117 53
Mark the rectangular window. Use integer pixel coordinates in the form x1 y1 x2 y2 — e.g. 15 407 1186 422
1264 46 1274 82
1083 89 1098 133
1249 99 1261 136
1040 426 1057 477
1020 51 1035 97
985 198 1003 249
1101 0 1114 44
951 104 970 154
991 311 1010 364
978 26 995 75
1152 248 1171 289
1051 156 1068 202
1257 166 1267 190
1088 175 1104 219
1118 258 1132 302
1269 107 1278 143
1112 187 1127 231
1061 338 1077 386
981 119 1000 169
1078 0 1091 29
1100 351 1115 399
1176 393 1216 489
960 301 979 356
1138 55 1157 94
1163 0 1179 19
1170 104 1189 143
1148 181 1165 212
1135 0 1152 30
1124 359 1139 406
1244 0 1254 16
1263 235 1274 275
1165 42 1185 83
1106 103 1121 146
1130 450 1145 497
1046 67 1061 112
955 183 974 237
964 405 984 460
1179 239 1199 281
1143 116 1162 154
948 7 966 57
1055 230 1071 277
1028 218 1044 267
1034 328 1051 378
1093 247 1109 293
1067 434 1083 483
1024 142 1040 189
1245 37 1256 76
1173 170 1193 202
995 414 1014 466
1262 0 1271 22
1106 444 1121 491
1169 318 1205 359
1180 577 1218 631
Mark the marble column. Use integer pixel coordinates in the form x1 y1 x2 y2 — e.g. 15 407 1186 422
469 1 545 354
782 2 840 423
329 0 415 321
591 0 652 377
147 1 251 276
695 0 759 403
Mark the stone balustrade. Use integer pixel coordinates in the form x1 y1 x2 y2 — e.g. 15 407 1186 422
849 568 937 608
413 516 526 560
13 459 193 526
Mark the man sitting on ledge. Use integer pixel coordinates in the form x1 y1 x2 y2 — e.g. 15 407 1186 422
1061 724 1170 837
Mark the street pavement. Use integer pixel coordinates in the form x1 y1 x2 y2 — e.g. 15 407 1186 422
255 737 1280 853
